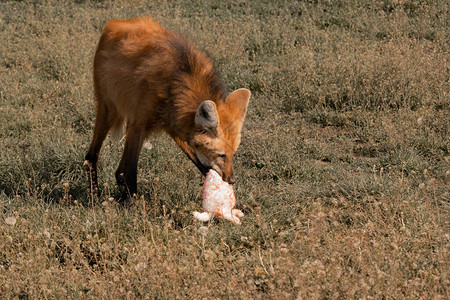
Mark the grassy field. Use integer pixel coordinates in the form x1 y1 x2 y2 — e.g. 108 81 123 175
0 0 448 298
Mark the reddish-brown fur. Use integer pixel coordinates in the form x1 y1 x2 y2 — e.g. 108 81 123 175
84 17 250 204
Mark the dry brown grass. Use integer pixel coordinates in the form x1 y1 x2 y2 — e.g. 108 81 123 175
0 0 449 298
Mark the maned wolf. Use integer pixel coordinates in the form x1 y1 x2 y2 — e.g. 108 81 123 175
84 17 251 204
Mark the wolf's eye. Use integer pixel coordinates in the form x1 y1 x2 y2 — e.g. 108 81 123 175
218 153 226 159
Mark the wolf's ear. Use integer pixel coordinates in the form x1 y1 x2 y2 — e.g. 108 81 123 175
225 88 251 121
195 100 218 132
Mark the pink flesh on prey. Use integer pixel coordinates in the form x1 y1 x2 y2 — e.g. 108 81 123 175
192 169 244 225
